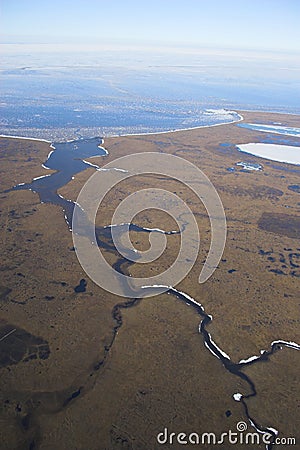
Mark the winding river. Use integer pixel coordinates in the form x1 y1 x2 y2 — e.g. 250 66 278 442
7 136 300 450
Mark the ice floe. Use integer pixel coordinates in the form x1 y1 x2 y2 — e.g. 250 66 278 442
32 173 52 181
239 355 261 364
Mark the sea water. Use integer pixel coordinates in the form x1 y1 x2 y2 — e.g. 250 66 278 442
1 45 300 140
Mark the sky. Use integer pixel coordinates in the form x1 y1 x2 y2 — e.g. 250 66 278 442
1 0 300 52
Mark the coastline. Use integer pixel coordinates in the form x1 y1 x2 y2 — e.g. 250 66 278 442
1 108 300 145
0 110 244 143
107 110 244 138
2 109 300 173
0 133 51 143
1 108 300 144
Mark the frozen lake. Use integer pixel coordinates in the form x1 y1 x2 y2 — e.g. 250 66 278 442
236 142 300 165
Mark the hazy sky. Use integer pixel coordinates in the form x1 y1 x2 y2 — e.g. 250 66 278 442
1 0 300 52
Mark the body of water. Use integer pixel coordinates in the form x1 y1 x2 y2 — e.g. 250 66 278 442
1 45 300 140
236 142 300 165
238 123 300 137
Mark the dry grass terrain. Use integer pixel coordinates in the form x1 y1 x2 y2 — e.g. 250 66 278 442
0 110 299 449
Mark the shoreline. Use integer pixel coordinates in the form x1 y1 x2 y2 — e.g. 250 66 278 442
2 107 300 144
0 133 51 143
1 110 299 170
108 110 244 138
0 110 244 143
1 108 300 145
